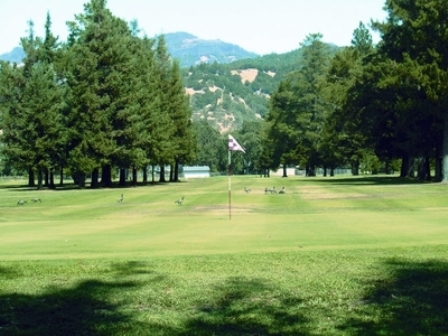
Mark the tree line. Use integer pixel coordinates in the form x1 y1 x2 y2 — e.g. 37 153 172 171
0 0 195 189
261 0 448 182
2 0 448 185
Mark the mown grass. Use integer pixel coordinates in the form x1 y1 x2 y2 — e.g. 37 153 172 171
0 175 447 335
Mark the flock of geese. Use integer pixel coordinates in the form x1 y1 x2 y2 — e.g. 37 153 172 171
17 198 41 205
15 186 285 206
265 186 286 194
244 187 286 194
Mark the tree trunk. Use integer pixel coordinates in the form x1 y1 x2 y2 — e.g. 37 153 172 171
307 163 316 177
91 168 99 188
351 161 359 176
119 168 126 186
174 160 180 182
28 168 35 187
435 146 442 181
417 157 425 181
44 169 49 187
323 165 327 177
400 155 415 178
132 167 137 186
73 171 86 188
417 156 431 181
37 169 43 190
282 163 288 177
330 166 335 177
59 167 64 186
151 165 155 183
101 165 112 187
425 156 431 181
169 164 175 182
143 166 148 184
442 113 448 182
49 169 55 189
159 165 166 182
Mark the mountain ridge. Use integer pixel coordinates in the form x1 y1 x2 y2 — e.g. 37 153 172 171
0 31 260 67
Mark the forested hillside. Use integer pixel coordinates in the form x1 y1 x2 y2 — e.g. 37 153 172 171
182 46 339 131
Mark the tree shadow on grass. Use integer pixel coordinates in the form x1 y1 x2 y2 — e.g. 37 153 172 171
0 263 311 336
0 280 138 335
339 259 448 335
0 261 159 335
0 266 19 280
151 277 311 336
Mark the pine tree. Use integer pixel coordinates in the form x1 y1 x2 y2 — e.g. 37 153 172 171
372 0 448 181
166 60 195 182
0 17 65 189
64 0 133 187
322 23 374 175
153 35 177 182
264 33 332 176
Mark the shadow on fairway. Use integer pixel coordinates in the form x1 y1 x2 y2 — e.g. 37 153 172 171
148 277 311 336
0 279 138 335
0 263 311 335
0 266 19 279
0 261 154 335
338 259 448 335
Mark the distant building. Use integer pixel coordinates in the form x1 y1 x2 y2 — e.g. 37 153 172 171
270 168 297 177
182 166 210 178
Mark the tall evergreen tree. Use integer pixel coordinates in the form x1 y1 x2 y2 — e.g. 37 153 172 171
372 0 448 181
264 33 332 176
153 35 177 182
64 0 133 187
0 17 64 189
166 60 195 182
0 62 30 181
322 23 375 175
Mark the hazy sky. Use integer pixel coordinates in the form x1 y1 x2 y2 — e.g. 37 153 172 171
0 0 388 55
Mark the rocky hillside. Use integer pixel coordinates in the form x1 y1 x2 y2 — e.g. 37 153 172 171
182 48 307 132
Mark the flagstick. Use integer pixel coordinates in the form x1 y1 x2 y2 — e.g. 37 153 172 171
228 150 232 220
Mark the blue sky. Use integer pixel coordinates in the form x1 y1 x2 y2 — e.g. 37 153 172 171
0 0 388 55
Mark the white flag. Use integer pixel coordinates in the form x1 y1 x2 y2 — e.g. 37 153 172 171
228 134 245 153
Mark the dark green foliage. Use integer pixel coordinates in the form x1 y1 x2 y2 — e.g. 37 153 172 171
191 119 226 172
0 16 65 188
0 0 198 186
371 0 448 181
64 0 133 184
263 34 333 176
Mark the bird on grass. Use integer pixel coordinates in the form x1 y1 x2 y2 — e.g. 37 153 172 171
175 196 185 205
17 199 27 206
117 194 124 203
32 198 41 203
244 187 251 193
279 187 286 194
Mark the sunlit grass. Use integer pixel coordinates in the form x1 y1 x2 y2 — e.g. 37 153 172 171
0 175 447 335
